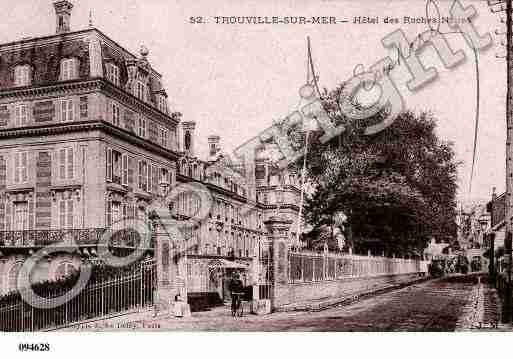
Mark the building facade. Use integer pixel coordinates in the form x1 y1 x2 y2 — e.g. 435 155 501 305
0 1 301 298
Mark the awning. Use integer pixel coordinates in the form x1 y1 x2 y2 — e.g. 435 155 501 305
208 258 249 269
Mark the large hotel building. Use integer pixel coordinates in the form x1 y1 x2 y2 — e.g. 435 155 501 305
0 1 301 298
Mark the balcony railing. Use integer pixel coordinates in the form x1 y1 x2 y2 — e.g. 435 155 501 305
0 228 153 249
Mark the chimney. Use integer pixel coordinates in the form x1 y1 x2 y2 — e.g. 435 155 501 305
208 135 221 156
181 121 196 156
53 1 74 34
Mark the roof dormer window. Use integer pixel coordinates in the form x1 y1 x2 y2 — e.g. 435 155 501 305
136 80 146 102
106 63 120 86
14 65 31 87
158 95 168 114
60 58 78 81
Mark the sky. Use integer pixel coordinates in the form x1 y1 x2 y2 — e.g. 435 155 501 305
0 0 506 205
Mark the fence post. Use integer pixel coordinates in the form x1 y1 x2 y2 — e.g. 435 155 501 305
101 283 104 316
264 215 292 312
140 264 144 308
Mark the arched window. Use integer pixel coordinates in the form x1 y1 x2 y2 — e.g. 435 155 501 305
54 261 77 280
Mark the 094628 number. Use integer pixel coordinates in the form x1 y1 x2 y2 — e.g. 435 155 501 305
18 343 50 352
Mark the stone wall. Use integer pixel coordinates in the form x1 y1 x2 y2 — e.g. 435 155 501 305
273 272 423 308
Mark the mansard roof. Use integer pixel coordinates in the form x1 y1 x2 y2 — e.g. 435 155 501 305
0 27 165 103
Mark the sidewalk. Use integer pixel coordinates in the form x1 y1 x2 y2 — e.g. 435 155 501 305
456 280 500 331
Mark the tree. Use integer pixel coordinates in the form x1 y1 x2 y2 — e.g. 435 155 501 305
290 84 459 255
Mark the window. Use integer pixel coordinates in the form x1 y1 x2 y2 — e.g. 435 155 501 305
13 202 28 231
136 81 146 101
158 96 167 113
160 128 168 148
138 116 146 138
106 63 120 86
160 168 170 185
58 199 74 229
14 65 31 87
112 103 121 126
14 104 29 126
106 149 127 185
58 148 74 180
111 202 121 225
14 152 28 184
138 160 148 191
54 262 77 280
61 99 74 122
60 59 77 81
106 200 123 227
6 262 22 293
61 58 77 81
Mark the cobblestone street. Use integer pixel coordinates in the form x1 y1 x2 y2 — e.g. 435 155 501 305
126 276 489 332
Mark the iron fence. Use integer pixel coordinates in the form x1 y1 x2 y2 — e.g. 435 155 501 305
0 259 156 332
289 252 428 284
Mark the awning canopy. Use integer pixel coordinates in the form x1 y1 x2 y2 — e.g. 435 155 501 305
208 258 248 269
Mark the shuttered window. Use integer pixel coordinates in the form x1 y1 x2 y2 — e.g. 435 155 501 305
58 148 74 180
14 104 29 126
138 160 148 191
106 63 120 86
61 99 74 122
61 59 78 81
59 199 74 229
14 152 28 184
14 65 31 86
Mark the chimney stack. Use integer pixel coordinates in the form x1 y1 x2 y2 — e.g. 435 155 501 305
208 135 221 157
181 121 196 156
53 0 74 34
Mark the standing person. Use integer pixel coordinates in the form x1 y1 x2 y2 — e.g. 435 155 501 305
228 272 243 316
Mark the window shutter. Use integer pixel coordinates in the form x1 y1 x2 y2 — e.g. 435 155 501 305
14 153 20 183
59 200 65 228
5 202 10 231
67 148 74 179
59 149 66 180
69 99 75 122
138 161 142 190
67 199 74 228
128 157 134 187
147 164 152 193
54 100 61 123
106 200 112 227
21 152 28 182
106 148 112 181
153 165 158 193
122 154 128 185
73 98 80 122
60 100 66 122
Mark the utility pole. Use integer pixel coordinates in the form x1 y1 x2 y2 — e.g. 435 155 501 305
489 0 513 323
504 0 513 324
